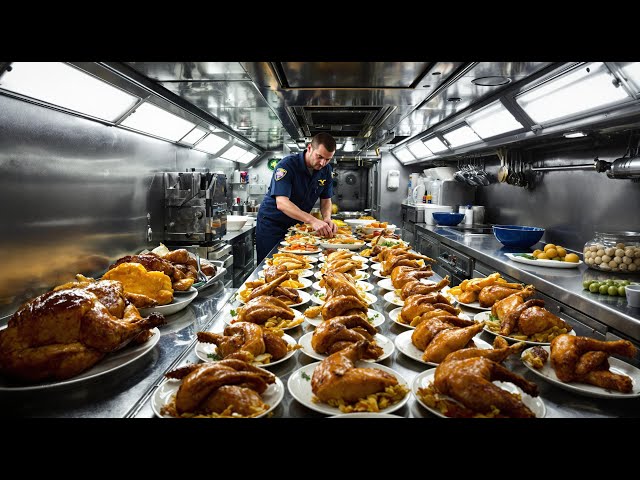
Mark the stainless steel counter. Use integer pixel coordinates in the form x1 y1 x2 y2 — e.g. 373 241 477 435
130 242 640 419
0 280 235 418
222 225 255 242
415 223 640 343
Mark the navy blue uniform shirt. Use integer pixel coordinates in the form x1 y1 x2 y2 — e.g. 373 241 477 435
256 151 333 262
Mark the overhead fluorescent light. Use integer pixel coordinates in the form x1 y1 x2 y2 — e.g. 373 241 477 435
442 124 482 148
195 133 230 155
0 62 138 122
516 62 630 125
407 140 433 159
466 101 524 139
180 127 208 146
393 146 415 163
120 102 197 142
423 136 448 153
237 151 258 164
220 145 249 161
619 62 640 93
563 131 587 138
344 139 355 152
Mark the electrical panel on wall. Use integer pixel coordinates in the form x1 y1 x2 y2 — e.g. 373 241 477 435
248 184 266 195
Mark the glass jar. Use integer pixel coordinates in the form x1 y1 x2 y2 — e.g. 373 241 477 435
583 231 640 273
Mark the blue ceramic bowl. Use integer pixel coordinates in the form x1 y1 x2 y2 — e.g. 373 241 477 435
432 212 465 226
493 225 545 248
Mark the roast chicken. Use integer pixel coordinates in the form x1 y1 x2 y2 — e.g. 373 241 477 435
399 276 450 300
235 296 295 325
550 334 637 393
433 342 539 418
381 252 434 276
321 294 368 320
391 265 434 289
165 359 276 416
400 292 458 324
245 272 301 304
311 315 382 359
411 315 477 351
197 321 289 364
0 280 165 382
477 283 525 307
322 272 363 302
311 340 398 403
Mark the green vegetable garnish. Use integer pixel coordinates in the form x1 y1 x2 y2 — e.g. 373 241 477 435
301 372 311 381
207 352 221 361
230 309 237 317
515 253 537 260
488 314 500 323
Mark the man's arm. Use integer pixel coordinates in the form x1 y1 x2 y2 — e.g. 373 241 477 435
320 198 338 234
275 196 332 237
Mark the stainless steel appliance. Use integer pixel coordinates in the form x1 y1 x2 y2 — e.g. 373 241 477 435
436 242 474 286
163 170 227 245
332 165 370 212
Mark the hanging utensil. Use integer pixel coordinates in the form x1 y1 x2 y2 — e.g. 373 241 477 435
497 148 508 183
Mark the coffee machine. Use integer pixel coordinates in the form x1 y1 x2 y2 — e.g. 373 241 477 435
163 169 227 245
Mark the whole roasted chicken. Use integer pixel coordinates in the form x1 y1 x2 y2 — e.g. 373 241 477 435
235 296 295 325
399 276 450 300
311 315 382 359
165 359 276 416
311 340 398 403
550 334 637 393
391 265 434 289
433 343 539 418
197 322 289 364
0 280 165 382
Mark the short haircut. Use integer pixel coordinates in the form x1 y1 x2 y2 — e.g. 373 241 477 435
310 132 337 153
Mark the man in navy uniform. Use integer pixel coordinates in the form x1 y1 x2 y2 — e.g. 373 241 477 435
256 132 338 263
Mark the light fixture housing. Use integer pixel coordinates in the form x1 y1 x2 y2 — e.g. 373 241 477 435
195 133 231 155
392 146 415 164
563 131 587 138
120 102 197 142
442 125 482 148
407 140 433 159
465 101 525 139
423 136 449 154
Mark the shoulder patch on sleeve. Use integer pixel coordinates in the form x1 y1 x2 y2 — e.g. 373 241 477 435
275 168 287 181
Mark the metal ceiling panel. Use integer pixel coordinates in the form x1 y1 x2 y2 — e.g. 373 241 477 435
125 62 249 81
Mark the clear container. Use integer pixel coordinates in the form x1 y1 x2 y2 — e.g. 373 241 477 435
583 231 640 273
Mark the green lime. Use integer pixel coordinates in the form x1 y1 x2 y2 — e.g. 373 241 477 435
583 280 593 289
618 286 626 296
621 280 630 286
599 284 609 294
589 283 600 293
606 280 616 286
607 286 618 296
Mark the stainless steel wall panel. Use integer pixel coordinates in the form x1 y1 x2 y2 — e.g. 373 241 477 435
0 94 233 321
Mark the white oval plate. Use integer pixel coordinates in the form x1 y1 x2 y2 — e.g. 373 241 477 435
288 361 410 415
411 369 546 418
281 238 320 246
152 376 285 418
298 332 394 363
372 270 390 279
318 241 365 250
139 289 198 317
260 268 314 279
318 262 368 272
474 311 576 346
277 246 322 255
383 290 404 307
314 270 370 281
330 412 404 418
304 309 385 328
236 289 311 308
195 333 298 368
505 252 583 269
388 307 470 329
273 254 318 263
362 225 397 235
0 327 161 392
521 345 640 399
371 262 383 271
344 219 376 227
239 277 312 295
173 286 198 295
225 308 305 331
311 280 374 293
310 290 377 306
395 330 491 366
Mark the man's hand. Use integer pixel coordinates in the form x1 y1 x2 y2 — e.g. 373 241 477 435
325 219 338 236
311 218 333 237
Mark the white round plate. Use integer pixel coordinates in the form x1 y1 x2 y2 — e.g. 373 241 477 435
311 280 373 292
274 254 318 263
344 219 376 227
310 290 377 306
388 307 470 329
372 270 390 279
0 328 160 392
173 286 198 295
318 253 368 263
236 289 311 308
362 225 397 235
315 270 370 281
411 369 546 418
139 289 198 317
288 361 410 415
281 238 320 247
330 412 404 418
371 262 382 271
451 294 491 311
383 290 404 307
259 268 314 279
521 345 640 399
239 277 312 297
505 252 583 269
225 308 305 331
277 246 322 255
152 376 285 418
195 333 298 368
395 330 491 366
318 241 365 250
298 332 394 362
304 309 385 328
318 262 368 272
377 278 395 290
474 311 576 346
